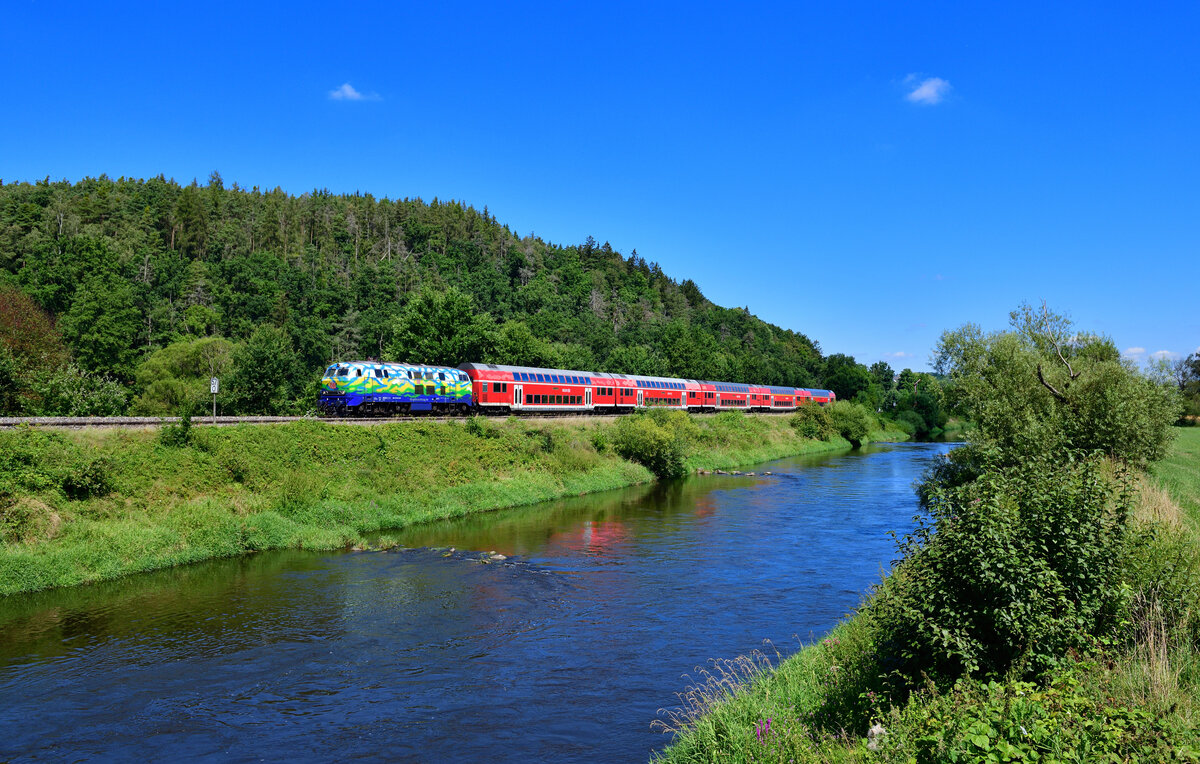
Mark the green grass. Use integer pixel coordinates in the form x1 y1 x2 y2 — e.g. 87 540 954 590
1154 426 1200 529
0 413 904 597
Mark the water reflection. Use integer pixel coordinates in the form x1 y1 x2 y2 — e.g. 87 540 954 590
0 442 952 762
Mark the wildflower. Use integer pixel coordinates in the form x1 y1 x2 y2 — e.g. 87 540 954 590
755 718 772 743
867 722 886 751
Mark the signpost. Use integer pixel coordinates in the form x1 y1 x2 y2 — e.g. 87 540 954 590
210 377 219 423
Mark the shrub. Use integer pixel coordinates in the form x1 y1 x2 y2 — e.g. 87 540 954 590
894 410 924 437
464 415 499 439
878 669 1191 762
871 453 1128 688
828 400 871 447
790 403 834 440
29 364 129 416
611 413 687 479
60 456 113 500
158 405 195 448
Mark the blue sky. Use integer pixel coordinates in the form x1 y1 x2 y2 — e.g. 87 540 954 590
3 2 1197 370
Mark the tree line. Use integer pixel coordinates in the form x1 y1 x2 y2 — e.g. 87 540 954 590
1 173 941 424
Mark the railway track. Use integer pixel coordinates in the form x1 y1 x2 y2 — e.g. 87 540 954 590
0 413 636 429
0 410 771 429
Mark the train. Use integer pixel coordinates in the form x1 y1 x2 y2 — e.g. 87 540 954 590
318 360 835 416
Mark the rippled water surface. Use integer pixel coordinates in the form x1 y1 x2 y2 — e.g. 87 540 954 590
0 442 952 762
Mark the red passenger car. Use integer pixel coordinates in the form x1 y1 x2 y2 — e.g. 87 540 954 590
458 363 596 413
457 361 825 416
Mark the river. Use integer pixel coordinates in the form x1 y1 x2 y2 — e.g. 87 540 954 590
0 442 952 762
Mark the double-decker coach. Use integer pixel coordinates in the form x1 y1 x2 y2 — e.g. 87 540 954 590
458 363 596 414
767 385 801 411
800 388 836 405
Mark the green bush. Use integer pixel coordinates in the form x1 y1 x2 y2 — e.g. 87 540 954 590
828 400 871 447
59 456 113 500
871 453 1128 688
878 669 1193 762
790 403 834 439
158 405 195 448
131 337 233 415
893 410 924 437
611 413 688 479
28 364 129 416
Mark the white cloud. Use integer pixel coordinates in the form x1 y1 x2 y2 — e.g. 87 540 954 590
884 351 911 359
329 83 380 101
1123 347 1146 358
905 76 951 105
1151 350 1178 360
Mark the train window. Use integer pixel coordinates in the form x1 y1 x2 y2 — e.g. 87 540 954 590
481 381 489 393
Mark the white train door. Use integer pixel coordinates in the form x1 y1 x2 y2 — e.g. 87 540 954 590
514 384 523 410
637 389 643 408
585 387 592 409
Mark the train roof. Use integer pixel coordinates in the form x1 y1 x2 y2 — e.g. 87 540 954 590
326 360 466 375
457 362 826 396
458 362 598 378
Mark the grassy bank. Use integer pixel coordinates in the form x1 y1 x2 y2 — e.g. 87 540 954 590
0 411 904 597
1155 426 1200 528
655 428 1200 762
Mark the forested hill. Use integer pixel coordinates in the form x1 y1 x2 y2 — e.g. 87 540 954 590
0 174 835 414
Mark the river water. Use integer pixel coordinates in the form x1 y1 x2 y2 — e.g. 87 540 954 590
0 442 952 762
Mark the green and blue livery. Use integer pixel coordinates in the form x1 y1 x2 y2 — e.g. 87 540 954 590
319 361 472 415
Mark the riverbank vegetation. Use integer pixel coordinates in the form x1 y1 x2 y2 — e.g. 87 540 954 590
0 408 905 597
656 304 1197 762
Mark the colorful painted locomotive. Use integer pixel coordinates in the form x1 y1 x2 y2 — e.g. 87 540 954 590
319 360 833 416
319 361 472 415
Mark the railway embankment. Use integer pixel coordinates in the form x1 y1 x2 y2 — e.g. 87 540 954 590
0 411 907 597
